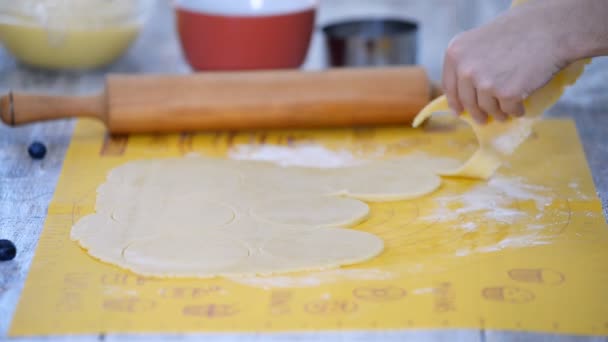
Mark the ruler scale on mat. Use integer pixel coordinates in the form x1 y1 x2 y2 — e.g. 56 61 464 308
10 118 608 337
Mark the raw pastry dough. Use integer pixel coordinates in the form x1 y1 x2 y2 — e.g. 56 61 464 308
334 162 442 202
240 162 340 195
123 234 250 277
71 215 129 265
72 153 446 278
260 228 384 270
412 0 590 179
250 195 370 228
118 228 384 277
112 196 235 239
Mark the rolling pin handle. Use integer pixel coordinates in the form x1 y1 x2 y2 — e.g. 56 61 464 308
430 82 444 99
0 91 106 126
0 92 14 126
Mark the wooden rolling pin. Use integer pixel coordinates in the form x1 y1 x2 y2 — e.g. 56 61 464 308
0 66 437 134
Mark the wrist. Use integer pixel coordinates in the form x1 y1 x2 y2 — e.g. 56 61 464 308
554 0 608 62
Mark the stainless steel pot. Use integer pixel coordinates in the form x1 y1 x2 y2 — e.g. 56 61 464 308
323 18 418 67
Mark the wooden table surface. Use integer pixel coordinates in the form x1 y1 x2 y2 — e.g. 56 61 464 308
1 1 607 341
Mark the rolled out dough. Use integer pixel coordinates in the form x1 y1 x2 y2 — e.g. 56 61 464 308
261 228 384 268
250 195 370 228
123 234 251 277
334 163 442 202
72 154 446 278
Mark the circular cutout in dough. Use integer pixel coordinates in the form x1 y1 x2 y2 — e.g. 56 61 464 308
251 195 369 228
71 214 130 265
151 157 244 195
338 164 441 202
111 198 236 239
261 227 384 270
123 234 250 277
105 158 244 198
240 163 340 196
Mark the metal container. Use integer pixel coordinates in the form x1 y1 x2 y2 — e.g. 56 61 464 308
322 18 418 67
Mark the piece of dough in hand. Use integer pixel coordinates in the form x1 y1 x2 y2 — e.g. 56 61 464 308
412 60 589 180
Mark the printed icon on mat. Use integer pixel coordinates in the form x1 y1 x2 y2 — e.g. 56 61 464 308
100 134 128 156
508 268 565 285
304 299 358 315
269 290 293 315
482 286 535 304
353 286 407 302
103 298 156 312
182 304 239 318
179 133 194 154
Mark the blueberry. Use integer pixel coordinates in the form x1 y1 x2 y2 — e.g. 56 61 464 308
0 239 16 261
28 141 47 160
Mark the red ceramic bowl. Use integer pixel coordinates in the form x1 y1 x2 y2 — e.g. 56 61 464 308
175 0 317 71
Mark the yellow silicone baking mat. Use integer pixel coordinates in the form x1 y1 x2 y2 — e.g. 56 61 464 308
10 118 608 337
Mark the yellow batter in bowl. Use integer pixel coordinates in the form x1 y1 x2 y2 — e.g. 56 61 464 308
0 0 145 70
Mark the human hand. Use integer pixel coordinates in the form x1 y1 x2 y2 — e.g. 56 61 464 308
442 0 573 124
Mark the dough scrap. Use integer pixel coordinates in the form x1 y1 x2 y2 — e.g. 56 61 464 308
72 153 447 278
412 0 590 179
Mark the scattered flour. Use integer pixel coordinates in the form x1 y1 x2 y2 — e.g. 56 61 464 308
421 176 568 256
476 233 551 254
459 221 478 231
229 144 363 168
422 176 553 230
229 269 394 289
454 249 471 257
411 287 435 295
455 233 553 257
229 143 405 168
568 179 592 200
103 286 138 297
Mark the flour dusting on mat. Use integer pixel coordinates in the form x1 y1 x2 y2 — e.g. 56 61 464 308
477 233 552 253
423 176 553 230
420 175 570 256
230 269 394 289
568 179 592 200
229 144 363 168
